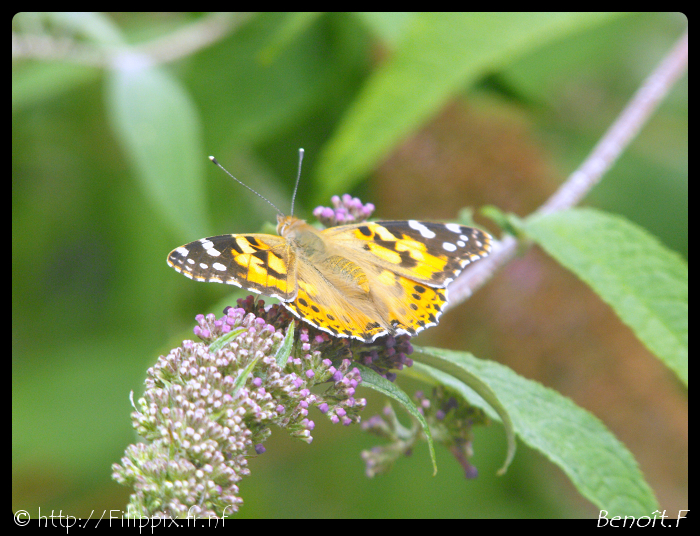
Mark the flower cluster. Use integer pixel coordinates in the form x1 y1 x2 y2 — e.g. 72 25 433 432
236 296 415 382
415 387 488 479
313 194 375 227
113 306 366 518
351 334 414 381
359 404 417 478
360 387 488 478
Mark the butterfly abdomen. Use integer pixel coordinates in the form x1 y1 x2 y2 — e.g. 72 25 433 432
322 255 370 293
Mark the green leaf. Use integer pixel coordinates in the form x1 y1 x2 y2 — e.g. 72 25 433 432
257 12 323 64
275 322 295 368
523 208 688 386
208 327 246 354
190 12 368 149
315 12 620 200
355 12 416 45
106 63 209 238
355 363 437 475
12 63 100 113
231 351 263 398
410 348 516 475
42 12 124 45
410 347 659 516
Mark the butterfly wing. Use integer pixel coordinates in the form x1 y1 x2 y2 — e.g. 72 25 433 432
322 220 491 287
284 221 491 341
167 220 491 343
286 263 450 341
167 233 297 300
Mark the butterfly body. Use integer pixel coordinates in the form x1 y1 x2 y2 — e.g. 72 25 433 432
168 214 491 342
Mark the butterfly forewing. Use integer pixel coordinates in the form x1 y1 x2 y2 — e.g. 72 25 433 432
167 233 297 301
323 220 491 286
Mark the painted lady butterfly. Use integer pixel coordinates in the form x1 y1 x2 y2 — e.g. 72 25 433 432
167 157 492 342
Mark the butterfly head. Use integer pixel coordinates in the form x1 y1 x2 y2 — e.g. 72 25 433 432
277 214 298 235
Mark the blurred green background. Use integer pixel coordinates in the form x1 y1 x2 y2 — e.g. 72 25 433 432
13 13 686 518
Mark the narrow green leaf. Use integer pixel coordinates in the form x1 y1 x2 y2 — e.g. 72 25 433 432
275 322 295 368
208 328 246 354
106 63 208 238
215 322 292 399
316 12 620 200
355 363 437 475
411 347 659 516
410 348 516 475
257 12 322 64
231 353 262 398
524 208 688 386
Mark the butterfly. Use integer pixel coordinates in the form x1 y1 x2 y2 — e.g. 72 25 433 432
167 155 492 342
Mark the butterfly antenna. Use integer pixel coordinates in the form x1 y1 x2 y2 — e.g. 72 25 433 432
289 148 304 216
209 156 284 216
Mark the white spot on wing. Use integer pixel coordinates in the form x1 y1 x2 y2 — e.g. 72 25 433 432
442 242 457 252
408 220 436 238
445 223 462 233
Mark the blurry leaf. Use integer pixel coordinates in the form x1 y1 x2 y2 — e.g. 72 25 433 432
42 11 124 44
409 348 659 516
316 12 619 200
500 12 674 105
257 12 322 64
12 63 100 112
523 209 688 386
12 12 122 111
355 12 417 45
106 61 209 238
192 12 369 149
